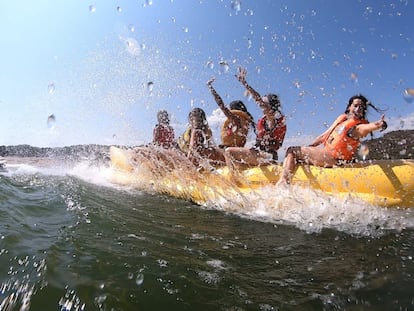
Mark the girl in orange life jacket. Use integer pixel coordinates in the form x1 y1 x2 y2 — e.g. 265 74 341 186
224 67 287 170
278 94 388 186
152 109 176 149
207 77 256 148
187 107 226 167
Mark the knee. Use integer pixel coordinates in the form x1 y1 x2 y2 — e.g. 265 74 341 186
285 146 300 157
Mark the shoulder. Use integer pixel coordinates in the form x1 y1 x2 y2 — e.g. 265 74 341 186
229 109 251 120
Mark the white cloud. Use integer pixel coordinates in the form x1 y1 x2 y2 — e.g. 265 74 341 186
385 112 414 132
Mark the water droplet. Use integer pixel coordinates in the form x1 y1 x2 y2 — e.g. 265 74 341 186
183 27 189 33
231 0 241 12
128 272 134 280
219 61 229 74
247 38 252 49
147 81 154 93
145 0 153 6
124 38 141 55
205 60 214 69
48 83 55 94
399 149 407 155
89 5 96 13
350 72 358 83
157 259 168 267
128 24 135 32
358 144 369 160
116 6 122 13
47 114 56 129
135 273 144 286
244 90 252 100
403 88 414 103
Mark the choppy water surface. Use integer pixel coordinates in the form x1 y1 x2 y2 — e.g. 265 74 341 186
0 157 413 310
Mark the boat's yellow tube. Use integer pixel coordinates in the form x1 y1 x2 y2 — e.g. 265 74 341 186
109 146 414 208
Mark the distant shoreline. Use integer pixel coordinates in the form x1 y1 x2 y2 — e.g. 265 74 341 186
1 129 413 160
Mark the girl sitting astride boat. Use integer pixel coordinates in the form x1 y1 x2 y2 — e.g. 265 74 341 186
152 109 176 149
186 107 225 167
278 94 387 186
224 67 287 169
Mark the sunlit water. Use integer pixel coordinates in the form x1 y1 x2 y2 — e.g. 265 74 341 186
0 156 413 310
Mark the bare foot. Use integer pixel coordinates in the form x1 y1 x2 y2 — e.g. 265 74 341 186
276 178 289 188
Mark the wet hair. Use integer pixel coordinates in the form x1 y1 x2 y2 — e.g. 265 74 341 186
264 93 281 112
157 109 170 124
188 107 208 128
229 100 256 134
345 94 385 119
229 100 247 112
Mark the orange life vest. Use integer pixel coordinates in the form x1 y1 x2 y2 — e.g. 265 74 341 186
323 114 368 161
255 114 286 153
220 110 252 147
153 124 175 148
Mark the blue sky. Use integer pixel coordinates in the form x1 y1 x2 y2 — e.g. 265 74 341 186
1 0 413 150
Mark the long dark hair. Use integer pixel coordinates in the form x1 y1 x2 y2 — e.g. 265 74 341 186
265 93 282 113
188 107 208 129
157 109 170 124
345 94 387 138
229 100 256 134
345 94 385 119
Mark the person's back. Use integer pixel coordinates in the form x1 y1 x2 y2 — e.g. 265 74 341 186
220 101 255 148
207 78 255 148
153 110 175 149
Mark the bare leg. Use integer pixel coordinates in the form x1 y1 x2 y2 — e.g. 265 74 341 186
224 147 261 170
278 146 337 185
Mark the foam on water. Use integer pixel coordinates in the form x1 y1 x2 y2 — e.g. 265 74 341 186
104 161 414 236
214 183 414 236
68 161 116 188
2 157 413 236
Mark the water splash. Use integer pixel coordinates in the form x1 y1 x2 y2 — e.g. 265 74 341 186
231 0 241 13
219 60 229 74
358 144 369 161
403 88 414 103
128 24 135 32
147 81 154 93
106 148 414 236
47 114 56 129
47 83 55 94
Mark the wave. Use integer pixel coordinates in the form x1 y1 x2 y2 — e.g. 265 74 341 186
1 145 414 237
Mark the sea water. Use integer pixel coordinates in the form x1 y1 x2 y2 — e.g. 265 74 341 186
0 155 413 310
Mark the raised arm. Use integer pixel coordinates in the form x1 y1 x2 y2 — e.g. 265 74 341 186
235 67 275 113
235 67 262 103
207 78 238 121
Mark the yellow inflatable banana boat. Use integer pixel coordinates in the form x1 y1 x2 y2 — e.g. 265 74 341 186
109 146 414 208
